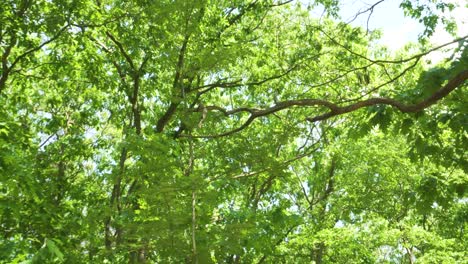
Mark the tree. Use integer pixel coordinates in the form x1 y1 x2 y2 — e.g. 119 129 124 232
0 0 466 263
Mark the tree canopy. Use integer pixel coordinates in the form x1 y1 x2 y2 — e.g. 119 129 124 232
0 0 467 263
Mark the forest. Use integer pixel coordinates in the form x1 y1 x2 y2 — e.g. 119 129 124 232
0 0 467 263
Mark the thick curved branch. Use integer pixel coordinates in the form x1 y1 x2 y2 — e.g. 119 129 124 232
189 69 468 138
189 99 337 138
308 69 468 122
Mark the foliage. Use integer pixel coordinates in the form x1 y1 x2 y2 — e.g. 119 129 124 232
0 0 467 263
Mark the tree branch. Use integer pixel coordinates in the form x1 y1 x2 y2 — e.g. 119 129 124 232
339 57 421 103
321 27 467 64
188 69 468 138
307 69 468 122
192 65 298 95
156 32 191 132
345 0 386 31
105 31 136 71
0 25 69 93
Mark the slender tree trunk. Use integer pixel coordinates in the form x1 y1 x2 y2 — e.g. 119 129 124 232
405 246 414 264
314 242 325 264
191 190 198 264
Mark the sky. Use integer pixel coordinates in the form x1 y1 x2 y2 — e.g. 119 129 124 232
315 0 468 62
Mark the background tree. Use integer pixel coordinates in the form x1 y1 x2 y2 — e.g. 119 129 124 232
0 0 466 263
